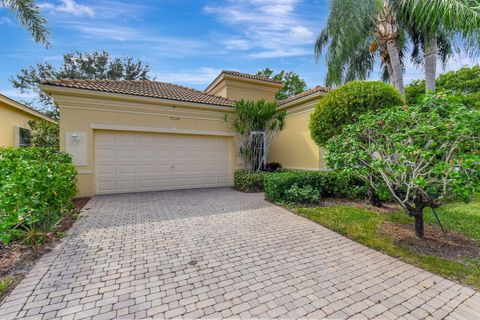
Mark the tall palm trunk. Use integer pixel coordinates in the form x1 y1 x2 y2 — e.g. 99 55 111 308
376 1 405 95
380 49 394 85
385 40 405 94
424 37 437 92
386 62 394 85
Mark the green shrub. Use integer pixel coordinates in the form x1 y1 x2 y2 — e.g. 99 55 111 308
264 171 367 203
0 148 77 244
326 93 480 238
234 171 267 192
309 81 404 146
406 66 480 108
405 80 427 105
284 184 321 204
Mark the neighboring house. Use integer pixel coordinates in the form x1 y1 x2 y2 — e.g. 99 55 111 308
41 71 326 197
0 93 56 147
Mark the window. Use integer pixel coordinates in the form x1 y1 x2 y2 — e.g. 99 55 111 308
18 127 31 147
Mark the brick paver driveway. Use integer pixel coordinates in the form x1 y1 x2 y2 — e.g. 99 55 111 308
1 188 479 320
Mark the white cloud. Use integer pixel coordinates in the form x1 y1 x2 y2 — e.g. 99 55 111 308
64 21 204 45
154 68 221 86
221 39 252 50
250 48 311 59
0 17 13 25
205 0 316 58
40 0 94 17
0 89 37 100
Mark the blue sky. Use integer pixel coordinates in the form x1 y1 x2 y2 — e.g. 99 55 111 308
0 0 477 104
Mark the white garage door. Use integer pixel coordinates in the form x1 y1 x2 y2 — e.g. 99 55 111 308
95 131 231 194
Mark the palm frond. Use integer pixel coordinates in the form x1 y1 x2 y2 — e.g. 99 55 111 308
2 0 50 46
315 0 378 86
397 0 480 36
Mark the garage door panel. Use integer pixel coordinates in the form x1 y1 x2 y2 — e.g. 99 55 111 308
96 148 116 160
96 165 116 175
118 134 137 144
118 148 137 158
156 164 171 172
218 177 230 185
218 164 229 172
96 133 117 145
138 165 155 174
157 177 173 186
95 132 231 194
138 180 155 189
97 181 117 193
118 180 137 190
118 165 136 174
137 149 156 158
190 151 203 159
190 164 202 172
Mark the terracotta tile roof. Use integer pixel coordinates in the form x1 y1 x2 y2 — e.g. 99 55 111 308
205 70 283 92
221 70 283 84
278 85 329 106
42 79 236 107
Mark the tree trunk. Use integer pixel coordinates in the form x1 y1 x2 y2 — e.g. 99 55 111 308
386 62 394 85
385 40 404 95
414 213 425 239
368 188 383 207
424 37 437 92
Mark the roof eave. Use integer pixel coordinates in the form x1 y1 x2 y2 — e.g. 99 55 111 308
0 93 57 123
277 91 326 110
205 72 283 93
40 84 236 112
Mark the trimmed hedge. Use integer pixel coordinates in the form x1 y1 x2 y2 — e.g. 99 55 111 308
264 171 368 203
310 81 404 147
234 171 267 192
0 148 77 244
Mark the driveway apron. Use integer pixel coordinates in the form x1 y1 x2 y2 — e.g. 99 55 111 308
0 188 479 319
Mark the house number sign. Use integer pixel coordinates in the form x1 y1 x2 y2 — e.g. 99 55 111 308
170 116 180 121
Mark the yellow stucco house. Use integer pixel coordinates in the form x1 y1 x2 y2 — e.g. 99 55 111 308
41 71 327 197
0 93 56 147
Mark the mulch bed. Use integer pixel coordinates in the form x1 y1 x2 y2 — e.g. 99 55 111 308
381 221 480 262
0 197 91 302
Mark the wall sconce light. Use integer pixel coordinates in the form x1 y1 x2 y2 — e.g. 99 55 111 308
71 133 80 144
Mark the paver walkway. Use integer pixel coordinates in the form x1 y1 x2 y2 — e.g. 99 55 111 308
1 188 479 320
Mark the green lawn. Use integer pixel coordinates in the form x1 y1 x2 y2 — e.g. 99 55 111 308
296 196 480 290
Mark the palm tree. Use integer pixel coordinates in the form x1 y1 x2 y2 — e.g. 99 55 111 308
2 0 49 47
397 0 480 91
407 27 454 90
316 0 406 94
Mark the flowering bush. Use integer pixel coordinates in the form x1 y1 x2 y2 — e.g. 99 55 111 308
326 93 480 238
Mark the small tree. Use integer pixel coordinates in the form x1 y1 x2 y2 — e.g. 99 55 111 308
227 100 286 172
326 93 480 238
257 68 307 101
11 50 152 115
28 120 59 149
309 81 404 147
